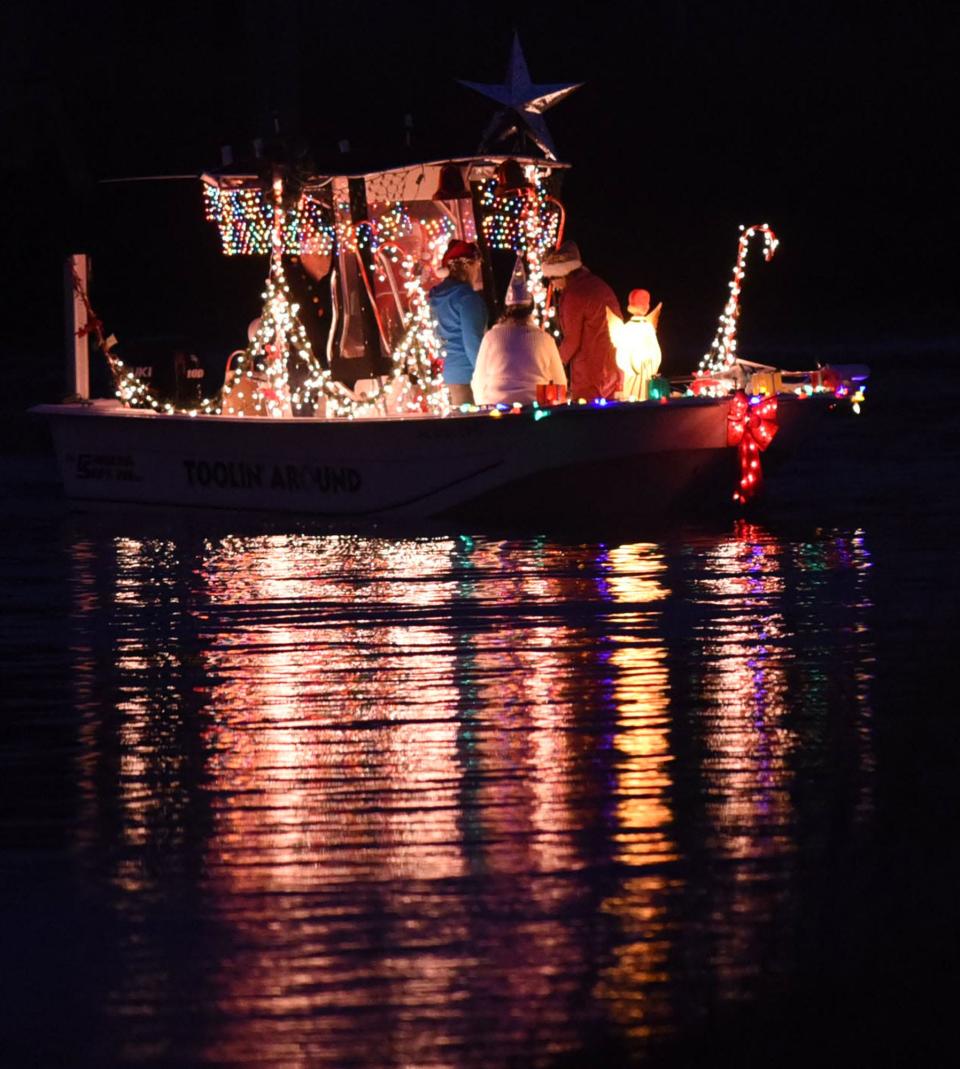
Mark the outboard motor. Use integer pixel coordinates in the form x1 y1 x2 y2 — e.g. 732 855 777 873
118 337 206 406
174 350 206 406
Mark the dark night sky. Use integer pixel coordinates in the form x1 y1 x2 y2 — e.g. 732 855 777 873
1 0 956 386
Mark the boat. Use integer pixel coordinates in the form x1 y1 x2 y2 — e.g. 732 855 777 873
31 54 866 524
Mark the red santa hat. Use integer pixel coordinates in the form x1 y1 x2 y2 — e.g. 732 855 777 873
441 239 480 267
628 289 651 315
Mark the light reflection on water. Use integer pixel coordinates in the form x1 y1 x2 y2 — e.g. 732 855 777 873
54 523 875 1066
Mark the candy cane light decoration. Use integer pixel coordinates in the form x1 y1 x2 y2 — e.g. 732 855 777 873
697 223 779 381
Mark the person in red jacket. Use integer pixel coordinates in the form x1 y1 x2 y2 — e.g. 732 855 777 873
542 240 622 401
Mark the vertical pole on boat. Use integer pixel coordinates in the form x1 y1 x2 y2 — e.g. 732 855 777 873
64 253 90 400
330 176 382 380
349 177 390 374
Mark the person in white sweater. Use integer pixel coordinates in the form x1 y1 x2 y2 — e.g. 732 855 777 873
471 258 567 406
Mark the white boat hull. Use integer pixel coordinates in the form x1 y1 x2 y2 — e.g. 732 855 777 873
32 395 824 521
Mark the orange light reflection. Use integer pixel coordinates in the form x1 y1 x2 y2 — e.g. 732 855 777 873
594 542 676 1040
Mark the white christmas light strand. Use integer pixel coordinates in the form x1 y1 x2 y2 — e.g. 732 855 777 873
697 223 779 380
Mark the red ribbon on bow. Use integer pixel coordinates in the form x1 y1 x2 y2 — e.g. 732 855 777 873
727 390 779 504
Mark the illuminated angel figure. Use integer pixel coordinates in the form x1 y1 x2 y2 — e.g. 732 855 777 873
606 289 663 401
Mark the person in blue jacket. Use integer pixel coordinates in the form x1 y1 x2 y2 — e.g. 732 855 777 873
428 240 488 406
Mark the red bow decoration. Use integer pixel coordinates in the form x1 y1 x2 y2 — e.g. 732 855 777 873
727 390 779 504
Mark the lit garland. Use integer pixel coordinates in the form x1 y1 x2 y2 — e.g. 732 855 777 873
726 390 779 504
212 182 450 419
234 183 415 419
337 205 452 351
112 361 177 412
339 206 454 414
362 205 456 280
697 223 779 383
523 177 555 334
75 249 333 419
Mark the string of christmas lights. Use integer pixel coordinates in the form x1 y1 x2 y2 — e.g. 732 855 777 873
85 169 571 421
78 178 452 421
372 202 413 245
382 252 451 415
200 180 447 419
216 176 305 417
697 223 779 383
203 184 335 257
479 172 561 254
479 167 562 330
420 215 458 275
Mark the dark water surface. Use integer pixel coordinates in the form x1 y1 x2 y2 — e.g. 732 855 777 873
2 413 959 1066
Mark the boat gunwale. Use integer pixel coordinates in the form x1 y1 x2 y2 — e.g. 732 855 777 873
29 393 733 428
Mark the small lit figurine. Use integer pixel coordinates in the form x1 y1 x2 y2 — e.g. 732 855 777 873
606 289 663 401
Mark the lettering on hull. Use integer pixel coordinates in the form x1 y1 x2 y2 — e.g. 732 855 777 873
73 453 143 482
184 459 362 494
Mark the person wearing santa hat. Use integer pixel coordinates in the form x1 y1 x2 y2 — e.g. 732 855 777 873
428 239 488 406
471 258 566 406
542 240 621 401
606 288 663 401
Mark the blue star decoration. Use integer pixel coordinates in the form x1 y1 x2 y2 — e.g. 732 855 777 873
459 33 583 161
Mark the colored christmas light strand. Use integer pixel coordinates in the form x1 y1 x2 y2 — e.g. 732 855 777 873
479 173 561 254
479 167 563 331
204 184 423 260
203 184 336 257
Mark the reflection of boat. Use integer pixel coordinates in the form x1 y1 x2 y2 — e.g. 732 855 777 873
34 77 859 521
61 522 875 1059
